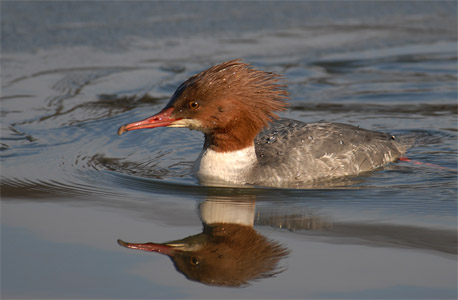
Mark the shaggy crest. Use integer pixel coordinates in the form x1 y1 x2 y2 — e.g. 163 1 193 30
184 59 288 128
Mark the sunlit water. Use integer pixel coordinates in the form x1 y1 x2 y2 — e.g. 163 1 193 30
1 2 457 299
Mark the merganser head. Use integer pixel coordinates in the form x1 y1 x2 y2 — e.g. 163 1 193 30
118 60 288 152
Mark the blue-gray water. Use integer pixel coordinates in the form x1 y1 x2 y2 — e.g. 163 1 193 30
1 1 457 299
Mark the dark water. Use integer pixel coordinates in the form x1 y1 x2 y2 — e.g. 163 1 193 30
1 2 457 299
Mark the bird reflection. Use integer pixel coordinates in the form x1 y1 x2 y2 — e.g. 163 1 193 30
118 196 290 287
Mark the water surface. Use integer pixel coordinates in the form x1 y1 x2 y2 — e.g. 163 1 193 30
1 2 457 299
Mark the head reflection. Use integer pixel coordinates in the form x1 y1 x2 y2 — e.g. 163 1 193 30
118 196 289 287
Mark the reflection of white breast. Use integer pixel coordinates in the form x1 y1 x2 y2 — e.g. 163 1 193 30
199 198 256 226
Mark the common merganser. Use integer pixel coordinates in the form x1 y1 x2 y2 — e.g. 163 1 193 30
118 60 408 187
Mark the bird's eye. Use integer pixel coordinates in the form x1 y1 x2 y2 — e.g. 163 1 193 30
190 256 199 265
188 101 200 110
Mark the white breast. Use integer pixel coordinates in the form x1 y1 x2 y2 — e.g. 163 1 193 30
193 146 257 185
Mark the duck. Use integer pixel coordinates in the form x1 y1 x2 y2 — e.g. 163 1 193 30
118 60 408 187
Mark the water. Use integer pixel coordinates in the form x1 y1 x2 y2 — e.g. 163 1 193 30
1 2 457 299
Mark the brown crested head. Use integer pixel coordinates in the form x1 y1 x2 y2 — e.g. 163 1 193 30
117 60 289 152
166 60 289 151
